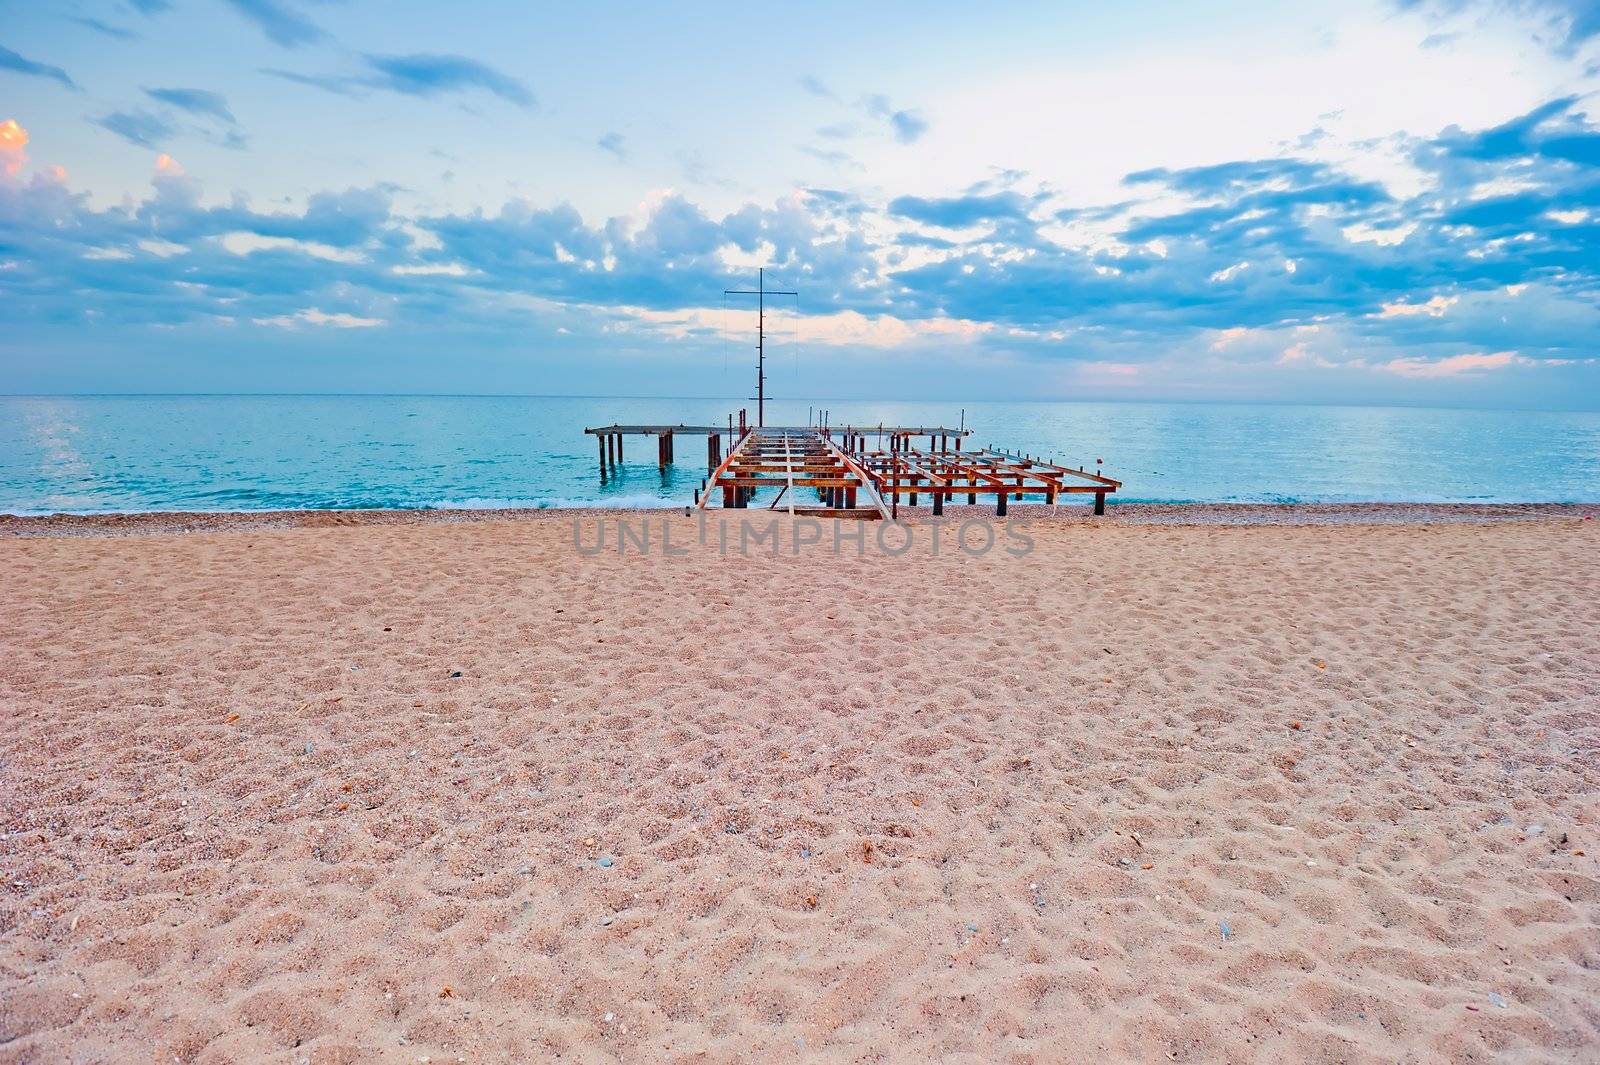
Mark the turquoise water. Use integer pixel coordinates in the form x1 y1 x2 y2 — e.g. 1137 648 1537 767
1 395 1596 513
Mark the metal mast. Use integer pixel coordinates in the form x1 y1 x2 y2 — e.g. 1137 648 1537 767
724 268 796 427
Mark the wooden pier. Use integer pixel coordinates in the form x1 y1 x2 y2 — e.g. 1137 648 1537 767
584 418 1120 518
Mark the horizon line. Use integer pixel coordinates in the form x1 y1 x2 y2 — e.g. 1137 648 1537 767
1 393 1598 416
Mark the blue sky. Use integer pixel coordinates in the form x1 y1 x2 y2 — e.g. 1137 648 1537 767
2 0 1598 407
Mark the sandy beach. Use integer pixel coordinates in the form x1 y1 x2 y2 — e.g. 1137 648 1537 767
2 508 1597 1063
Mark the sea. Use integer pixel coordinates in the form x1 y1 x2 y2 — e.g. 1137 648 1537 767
1 395 1596 514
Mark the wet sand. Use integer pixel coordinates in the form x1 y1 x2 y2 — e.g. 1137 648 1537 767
2 508 1597 1062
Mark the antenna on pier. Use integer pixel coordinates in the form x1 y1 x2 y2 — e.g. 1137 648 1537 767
724 267 797 428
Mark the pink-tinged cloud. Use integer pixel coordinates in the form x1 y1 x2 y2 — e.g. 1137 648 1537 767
0 119 28 175
154 152 184 175
1374 294 1457 318
1381 351 1521 379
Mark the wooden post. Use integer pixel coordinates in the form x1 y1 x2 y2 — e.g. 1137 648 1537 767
1094 491 1106 516
997 490 1008 517
932 488 943 516
846 486 856 508
657 435 667 469
968 474 977 506
597 434 607 480
722 484 735 508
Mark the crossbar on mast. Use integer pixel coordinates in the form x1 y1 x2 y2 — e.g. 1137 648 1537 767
724 267 797 428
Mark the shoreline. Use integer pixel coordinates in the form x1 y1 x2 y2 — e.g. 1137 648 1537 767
0 500 1592 538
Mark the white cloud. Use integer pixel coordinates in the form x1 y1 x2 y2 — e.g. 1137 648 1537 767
613 304 993 347
1342 221 1417 246
391 262 470 276
138 239 189 258
221 232 367 263
253 308 386 329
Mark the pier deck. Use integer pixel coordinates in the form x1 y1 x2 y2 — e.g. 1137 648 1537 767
586 417 1119 518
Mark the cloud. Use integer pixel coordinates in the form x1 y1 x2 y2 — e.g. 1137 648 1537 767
222 0 327 47
802 84 930 150
888 192 1031 227
143 87 236 125
253 307 385 329
0 118 27 175
96 110 175 149
73 17 138 40
392 262 470 277
267 53 536 108
799 145 862 170
798 75 836 101
3 92 1598 405
1394 0 1600 53
260 67 362 97
1376 294 1458 317
1380 351 1524 377
361 53 534 108
888 110 929 144
863 94 928 144
0 44 78 91
220 232 367 262
1423 95 1599 168
597 132 627 161
138 238 188 258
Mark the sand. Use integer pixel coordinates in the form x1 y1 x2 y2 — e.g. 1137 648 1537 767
2 509 1597 1063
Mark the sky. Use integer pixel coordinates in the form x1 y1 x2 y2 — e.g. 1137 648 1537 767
2 0 1599 408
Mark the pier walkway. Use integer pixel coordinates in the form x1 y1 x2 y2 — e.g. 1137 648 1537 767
585 421 1120 518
